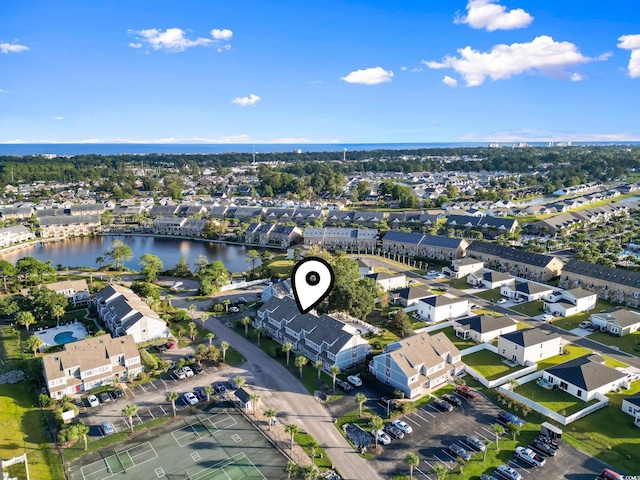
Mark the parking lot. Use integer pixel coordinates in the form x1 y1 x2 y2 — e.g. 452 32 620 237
331 384 606 480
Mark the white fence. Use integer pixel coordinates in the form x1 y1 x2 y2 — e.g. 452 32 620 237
220 278 269 292
460 343 497 355
465 363 537 389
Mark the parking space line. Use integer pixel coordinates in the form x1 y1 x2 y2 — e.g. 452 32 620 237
412 412 429 423
474 430 491 442
112 422 119 433
404 416 420 427
508 460 527 473
160 378 167 387
138 384 147 392
136 413 143 425
433 454 453 467
422 460 434 469
441 450 457 462
481 426 496 436
148 410 155 419
426 404 441 413
148 381 157 390
159 406 166 415
414 466 431 479
419 407 436 418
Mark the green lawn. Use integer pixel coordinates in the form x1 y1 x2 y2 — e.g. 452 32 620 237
553 299 617 331
588 331 640 356
472 288 501 302
514 381 599 416
0 327 65 480
266 254 295 277
463 349 525 381
601 355 629 369
438 327 478 351
536 344 593 371
509 300 545 317
472 308 503 317
447 278 471 290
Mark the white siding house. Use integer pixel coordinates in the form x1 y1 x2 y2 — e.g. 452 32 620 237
365 272 406 291
590 308 640 337
545 288 597 317
621 394 640 427
452 315 518 343
417 295 469 323
497 328 563 366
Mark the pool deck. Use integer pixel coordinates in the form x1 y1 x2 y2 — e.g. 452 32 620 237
35 322 88 350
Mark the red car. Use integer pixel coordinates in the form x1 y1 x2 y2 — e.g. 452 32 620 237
455 385 479 399
166 341 176 349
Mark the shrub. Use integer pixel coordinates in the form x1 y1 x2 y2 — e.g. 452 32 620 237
139 349 158 371
39 393 54 407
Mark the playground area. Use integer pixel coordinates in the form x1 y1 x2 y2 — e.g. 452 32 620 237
68 408 289 480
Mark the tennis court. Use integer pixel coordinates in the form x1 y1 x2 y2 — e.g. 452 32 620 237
68 407 288 480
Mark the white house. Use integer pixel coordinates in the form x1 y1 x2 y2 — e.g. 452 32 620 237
42 334 142 399
471 271 515 290
621 394 640 427
356 258 376 277
443 257 484 279
369 332 463 399
545 288 597 317
452 315 518 343
365 272 406 291
543 354 628 401
95 284 169 343
390 285 432 307
589 308 640 337
44 279 91 308
417 295 469 323
497 328 563 366
261 279 292 303
500 281 554 302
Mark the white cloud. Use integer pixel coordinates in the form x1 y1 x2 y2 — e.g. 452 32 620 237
0 89 8 93
0 42 29 54
424 36 598 86
454 0 533 31
618 34 640 78
341 67 393 85
217 44 231 53
128 28 213 52
442 75 458 87
51 116 64 121
211 29 233 41
401 66 407 71
231 93 261 107
411 66 424 73
128 42 143 49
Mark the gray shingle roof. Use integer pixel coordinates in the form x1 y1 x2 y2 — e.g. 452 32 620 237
500 328 560 347
456 314 516 334
468 241 562 269
545 355 627 391
563 259 640 290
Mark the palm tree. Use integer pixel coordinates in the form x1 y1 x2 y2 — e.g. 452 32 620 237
206 332 215 346
284 423 299 451
167 392 179 417
264 408 277 430
26 335 43 355
165 294 173 307
314 360 323 379
188 322 197 341
285 461 298 479
15 311 35 332
122 404 138 433
222 299 230 313
240 316 251 336
204 386 215 402
430 462 447 480
282 342 293 365
187 304 197 319
355 392 367 417
177 325 186 340
96 256 104 270
370 415 383 448
506 421 521 441
404 452 419 479
330 365 340 393
199 314 209 329
299 465 317 480
491 423 505 451
246 250 259 270
77 423 90 450
307 437 320 461
248 393 260 414
255 327 264 345
295 355 308 378
52 304 66 325
482 439 490 462
220 341 230 362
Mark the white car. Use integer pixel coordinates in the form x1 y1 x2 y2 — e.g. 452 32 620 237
391 419 413 434
183 392 198 406
496 464 522 480
87 394 100 407
541 314 554 322
371 429 391 445
181 366 195 377
497 298 508 304
347 375 362 387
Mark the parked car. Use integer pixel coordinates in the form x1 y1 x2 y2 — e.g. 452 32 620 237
383 424 404 439
529 440 556 457
433 398 454 412
337 380 352 392
214 382 227 394
371 429 391 445
496 464 522 480
579 321 591 329
347 375 362 387
173 369 187 380
436 286 448 292
100 420 115 435
183 392 198 406
480 475 501 480
455 385 479 399
111 388 124 399
497 298 508 304
498 411 525 427
442 394 462 407
181 366 195 377
166 341 176 349
513 297 524 303
541 314 554 322
462 435 486 452
193 388 207 401
448 443 472 461
391 419 413 434
155 343 168 353
380 397 400 410
599 468 624 480
191 363 203 375
515 446 546 467
99 391 112 403
185 353 196 363
87 395 100 407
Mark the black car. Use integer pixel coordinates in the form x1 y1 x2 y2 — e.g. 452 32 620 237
530 440 557 457
442 394 462 407
383 423 405 439
337 380 352 392
214 382 227 394
155 344 168 353
193 388 207 401
111 388 124 399
191 363 204 375
99 391 112 403
436 286 448 292
185 353 196 363
461 435 486 452
448 443 472 461
433 398 454 412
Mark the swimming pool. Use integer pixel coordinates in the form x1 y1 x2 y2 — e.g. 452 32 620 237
54 331 79 345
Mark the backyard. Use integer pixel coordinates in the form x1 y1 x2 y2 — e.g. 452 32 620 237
552 299 617 331
588 330 640 356
438 326 478 351
514 380 600 417
463 348 526 381
536 344 593 371
509 300 546 317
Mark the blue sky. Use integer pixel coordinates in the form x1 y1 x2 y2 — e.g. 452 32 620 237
1 0 639 144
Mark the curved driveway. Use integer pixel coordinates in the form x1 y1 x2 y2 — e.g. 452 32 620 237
173 296 385 480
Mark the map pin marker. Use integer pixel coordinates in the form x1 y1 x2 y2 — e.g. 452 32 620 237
291 257 335 314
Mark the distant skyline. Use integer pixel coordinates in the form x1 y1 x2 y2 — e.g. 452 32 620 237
1 1 639 144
